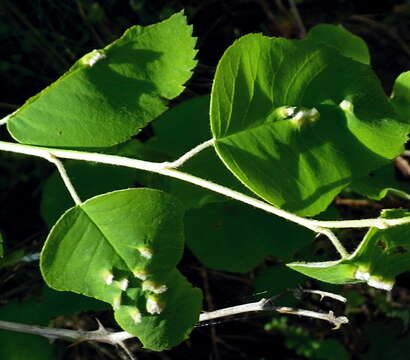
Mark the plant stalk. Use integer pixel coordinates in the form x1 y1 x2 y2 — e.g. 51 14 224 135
1 140 407 257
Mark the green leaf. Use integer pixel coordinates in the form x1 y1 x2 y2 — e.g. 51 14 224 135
306 24 370 64
288 209 410 290
350 161 410 201
150 95 212 157
7 11 197 148
149 95 251 209
184 201 313 273
253 265 306 305
314 339 349 360
391 71 410 122
40 188 202 350
362 320 410 360
210 34 409 216
0 286 106 360
41 162 138 227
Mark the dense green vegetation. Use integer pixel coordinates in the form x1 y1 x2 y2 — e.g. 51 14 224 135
1 1 410 359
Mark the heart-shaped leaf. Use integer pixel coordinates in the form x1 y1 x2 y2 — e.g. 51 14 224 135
288 209 410 291
40 188 202 350
210 34 409 216
7 12 197 148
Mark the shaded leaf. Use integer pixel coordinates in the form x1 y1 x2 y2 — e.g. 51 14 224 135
361 320 410 360
350 161 410 201
185 201 313 273
150 95 250 209
0 286 106 360
41 188 202 350
41 161 138 227
253 264 306 305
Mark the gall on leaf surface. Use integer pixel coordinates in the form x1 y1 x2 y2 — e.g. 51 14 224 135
7 11 197 148
210 34 410 216
288 209 410 291
40 188 202 351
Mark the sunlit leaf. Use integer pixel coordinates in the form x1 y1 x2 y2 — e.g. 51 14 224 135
7 12 197 148
288 209 410 290
391 71 410 122
41 188 202 350
306 24 370 64
211 34 409 216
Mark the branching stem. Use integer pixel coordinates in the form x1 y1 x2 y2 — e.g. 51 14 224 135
0 292 348 349
44 153 82 205
1 140 408 258
199 298 348 329
164 138 215 168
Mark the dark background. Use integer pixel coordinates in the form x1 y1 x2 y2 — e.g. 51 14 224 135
1 1 410 359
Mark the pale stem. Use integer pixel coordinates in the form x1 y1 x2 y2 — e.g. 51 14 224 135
0 319 133 344
0 110 16 126
318 228 349 259
200 298 348 329
0 295 348 347
164 138 215 168
44 153 82 205
298 289 347 303
1 140 410 256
